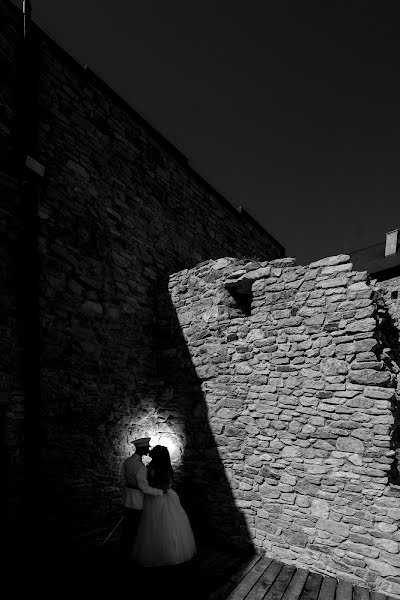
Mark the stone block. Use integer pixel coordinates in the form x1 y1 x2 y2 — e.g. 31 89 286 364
80 300 103 316
346 318 376 333
343 541 379 558
309 255 351 268
387 508 400 521
347 454 363 466
349 370 391 386
281 446 300 458
355 338 378 352
316 518 350 537
317 277 349 288
380 551 400 567
366 559 400 577
336 437 365 453
377 522 398 533
280 474 297 486
259 484 281 499
311 498 330 519
321 263 353 275
364 387 396 400
283 530 308 547
296 495 311 507
349 533 374 546
235 363 253 375
351 361 383 370
346 396 374 409
335 342 357 356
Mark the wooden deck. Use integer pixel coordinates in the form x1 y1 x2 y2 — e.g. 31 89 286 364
19 538 396 600
206 553 395 600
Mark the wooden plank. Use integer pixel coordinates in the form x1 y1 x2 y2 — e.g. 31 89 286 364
370 593 388 600
206 579 237 600
206 554 264 600
199 556 245 600
298 572 323 600
233 554 266 585
317 576 337 600
225 556 274 600
336 580 354 600
281 568 308 600
214 554 249 582
263 564 297 600
245 560 283 600
354 586 370 600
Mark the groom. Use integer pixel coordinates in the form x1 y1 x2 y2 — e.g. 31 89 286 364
120 437 163 559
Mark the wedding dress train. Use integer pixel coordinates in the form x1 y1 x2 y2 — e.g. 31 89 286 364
132 489 197 567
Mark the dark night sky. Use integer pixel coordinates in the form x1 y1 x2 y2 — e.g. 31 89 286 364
19 0 400 264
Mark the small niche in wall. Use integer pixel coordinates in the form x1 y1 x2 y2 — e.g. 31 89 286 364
225 278 253 317
228 288 252 316
391 290 398 300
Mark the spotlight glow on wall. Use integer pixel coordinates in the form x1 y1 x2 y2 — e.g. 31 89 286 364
149 430 183 464
120 408 184 465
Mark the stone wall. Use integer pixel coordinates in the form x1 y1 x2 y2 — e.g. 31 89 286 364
377 275 400 490
0 1 25 530
168 254 400 597
1 0 284 551
381 275 400 327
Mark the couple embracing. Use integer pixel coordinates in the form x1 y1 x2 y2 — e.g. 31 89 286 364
120 437 197 567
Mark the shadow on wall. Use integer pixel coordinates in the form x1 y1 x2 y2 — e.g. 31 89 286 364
154 276 254 552
376 294 400 484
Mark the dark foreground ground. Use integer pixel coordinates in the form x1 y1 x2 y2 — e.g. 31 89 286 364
11 536 253 600
9 536 397 600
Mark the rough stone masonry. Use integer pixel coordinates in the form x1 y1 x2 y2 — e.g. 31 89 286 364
0 0 283 547
168 254 400 598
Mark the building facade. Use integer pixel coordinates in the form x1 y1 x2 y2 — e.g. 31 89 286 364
1 0 284 553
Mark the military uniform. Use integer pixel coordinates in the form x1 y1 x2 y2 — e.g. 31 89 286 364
119 438 163 558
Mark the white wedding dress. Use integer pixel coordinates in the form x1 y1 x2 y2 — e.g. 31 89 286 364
131 471 196 567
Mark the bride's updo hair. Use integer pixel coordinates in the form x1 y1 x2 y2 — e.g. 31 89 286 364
149 444 172 472
148 444 173 487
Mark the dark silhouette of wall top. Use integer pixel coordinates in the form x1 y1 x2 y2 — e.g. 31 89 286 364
168 254 400 598
1 0 283 555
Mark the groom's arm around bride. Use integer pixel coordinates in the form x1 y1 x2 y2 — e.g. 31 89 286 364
136 463 169 495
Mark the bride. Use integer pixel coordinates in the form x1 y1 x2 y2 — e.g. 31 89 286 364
131 445 197 567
